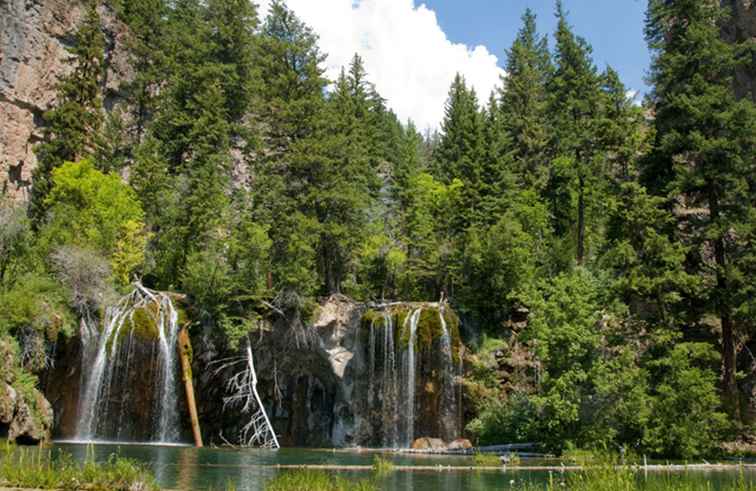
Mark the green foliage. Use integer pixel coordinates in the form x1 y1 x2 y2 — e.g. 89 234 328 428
0 273 72 340
644 343 728 459
38 160 147 287
472 452 501 467
467 394 539 446
371 455 395 475
0 445 159 491
265 470 376 491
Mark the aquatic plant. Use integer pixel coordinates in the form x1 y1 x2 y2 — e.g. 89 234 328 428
0 444 159 491
372 455 395 475
472 452 501 467
264 470 377 491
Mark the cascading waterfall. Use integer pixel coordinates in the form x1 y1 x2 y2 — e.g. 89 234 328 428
75 284 181 443
381 312 398 448
363 304 461 448
402 309 421 448
438 306 458 440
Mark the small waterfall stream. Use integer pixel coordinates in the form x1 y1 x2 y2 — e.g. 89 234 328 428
364 304 461 448
381 312 398 448
403 309 421 448
75 285 181 443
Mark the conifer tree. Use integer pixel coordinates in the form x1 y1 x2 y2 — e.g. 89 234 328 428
30 0 105 227
435 74 485 232
252 0 328 299
644 0 756 418
500 9 552 192
547 2 605 265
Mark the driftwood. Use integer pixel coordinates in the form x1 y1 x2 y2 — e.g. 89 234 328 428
178 326 202 447
217 338 279 449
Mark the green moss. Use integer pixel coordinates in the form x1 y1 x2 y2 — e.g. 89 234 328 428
444 308 463 364
361 309 383 329
417 307 442 348
128 306 160 341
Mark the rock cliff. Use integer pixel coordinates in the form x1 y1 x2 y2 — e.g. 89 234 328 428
723 0 756 102
0 0 130 201
0 336 53 444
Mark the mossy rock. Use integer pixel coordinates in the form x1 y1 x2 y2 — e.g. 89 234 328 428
361 309 383 329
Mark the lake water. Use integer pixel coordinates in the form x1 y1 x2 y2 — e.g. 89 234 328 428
53 442 756 490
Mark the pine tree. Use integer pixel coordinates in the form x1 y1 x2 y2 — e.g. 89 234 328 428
500 8 552 192
252 0 328 298
644 0 756 419
435 74 485 232
30 0 105 227
546 2 605 265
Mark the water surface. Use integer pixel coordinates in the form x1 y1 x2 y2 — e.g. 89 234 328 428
53 442 756 491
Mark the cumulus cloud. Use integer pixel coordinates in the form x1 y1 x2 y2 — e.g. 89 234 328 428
256 0 505 131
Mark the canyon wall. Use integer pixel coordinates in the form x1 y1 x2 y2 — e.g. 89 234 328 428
0 0 130 201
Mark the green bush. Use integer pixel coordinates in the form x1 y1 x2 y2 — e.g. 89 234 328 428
643 343 728 459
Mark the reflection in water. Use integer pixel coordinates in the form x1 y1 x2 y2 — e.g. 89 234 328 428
52 443 756 491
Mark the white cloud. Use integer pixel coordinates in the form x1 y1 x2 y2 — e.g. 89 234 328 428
256 0 505 131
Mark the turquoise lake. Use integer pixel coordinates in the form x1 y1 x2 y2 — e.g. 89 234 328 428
53 442 756 490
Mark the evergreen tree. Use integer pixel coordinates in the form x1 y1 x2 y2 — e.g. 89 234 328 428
500 9 552 192
546 2 605 265
30 0 105 227
644 0 756 418
435 74 485 232
252 0 328 299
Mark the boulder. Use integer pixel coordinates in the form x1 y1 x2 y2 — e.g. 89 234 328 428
411 437 447 450
448 438 473 450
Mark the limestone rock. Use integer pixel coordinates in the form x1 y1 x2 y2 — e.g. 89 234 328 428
723 0 756 102
313 294 361 379
448 438 473 450
0 337 53 444
0 0 131 201
8 390 53 444
411 437 447 450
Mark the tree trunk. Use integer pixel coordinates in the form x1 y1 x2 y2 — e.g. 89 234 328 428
178 327 203 447
710 192 740 421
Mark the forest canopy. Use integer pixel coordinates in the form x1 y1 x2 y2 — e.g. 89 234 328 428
0 0 754 458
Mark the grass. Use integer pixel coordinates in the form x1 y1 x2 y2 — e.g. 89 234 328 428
264 470 377 491
515 462 756 490
0 443 159 490
473 452 502 467
372 455 395 475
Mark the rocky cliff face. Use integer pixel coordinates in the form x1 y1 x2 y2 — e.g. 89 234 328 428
0 0 130 201
0 336 53 444
191 295 466 448
723 0 756 102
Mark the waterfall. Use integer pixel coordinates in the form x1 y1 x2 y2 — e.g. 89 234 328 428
438 306 458 440
75 285 181 443
367 319 376 408
381 312 398 448
402 308 421 448
76 299 133 440
154 291 180 442
362 304 463 448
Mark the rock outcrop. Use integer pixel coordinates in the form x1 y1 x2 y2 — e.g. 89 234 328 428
723 0 756 102
0 336 53 444
191 295 466 448
0 0 131 201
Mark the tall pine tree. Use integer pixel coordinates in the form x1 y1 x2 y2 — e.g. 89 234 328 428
645 0 756 419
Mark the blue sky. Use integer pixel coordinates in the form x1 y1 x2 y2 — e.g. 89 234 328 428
424 0 651 97
259 0 651 129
